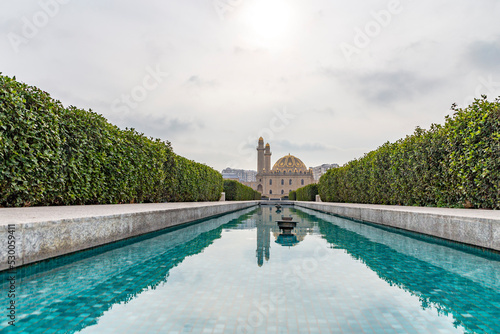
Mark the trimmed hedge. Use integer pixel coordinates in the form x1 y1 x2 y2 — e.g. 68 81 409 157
289 190 296 200
223 180 261 200
319 96 500 209
295 183 319 201
0 74 223 206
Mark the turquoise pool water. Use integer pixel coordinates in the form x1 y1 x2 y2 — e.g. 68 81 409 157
1 206 499 333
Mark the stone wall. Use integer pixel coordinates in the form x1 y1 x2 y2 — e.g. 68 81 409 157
294 202 500 252
0 201 258 271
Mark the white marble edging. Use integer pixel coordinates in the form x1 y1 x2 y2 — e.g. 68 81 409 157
0 201 259 271
294 202 500 252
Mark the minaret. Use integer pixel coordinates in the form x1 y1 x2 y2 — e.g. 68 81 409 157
264 143 272 172
256 214 265 267
256 211 271 267
257 137 265 173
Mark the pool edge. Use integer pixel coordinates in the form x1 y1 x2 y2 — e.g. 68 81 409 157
293 201 500 252
0 201 259 272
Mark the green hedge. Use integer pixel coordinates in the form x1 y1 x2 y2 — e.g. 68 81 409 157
0 74 223 206
223 180 261 200
295 183 318 201
169 155 223 202
289 191 296 200
319 96 500 209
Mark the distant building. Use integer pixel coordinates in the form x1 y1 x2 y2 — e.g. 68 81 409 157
311 163 339 181
221 168 257 183
244 137 315 199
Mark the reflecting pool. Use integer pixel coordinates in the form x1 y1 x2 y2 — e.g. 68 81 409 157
1 206 499 333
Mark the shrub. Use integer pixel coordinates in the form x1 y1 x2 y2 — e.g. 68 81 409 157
223 180 261 201
289 191 296 200
296 183 318 201
168 155 223 202
318 96 500 209
0 74 222 206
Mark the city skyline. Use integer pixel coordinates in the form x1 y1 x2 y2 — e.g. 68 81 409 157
222 137 338 184
222 163 338 182
2 1 500 171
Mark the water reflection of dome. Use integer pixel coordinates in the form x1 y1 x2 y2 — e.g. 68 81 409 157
273 229 306 243
256 207 318 266
275 234 299 247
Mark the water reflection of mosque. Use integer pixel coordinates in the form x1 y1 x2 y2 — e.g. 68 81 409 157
256 206 319 267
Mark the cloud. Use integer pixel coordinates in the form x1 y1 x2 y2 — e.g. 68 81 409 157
361 71 421 104
233 46 267 54
466 37 500 70
185 75 217 88
309 106 335 116
273 140 328 152
274 139 370 155
109 113 204 142
319 67 442 105
2 0 500 171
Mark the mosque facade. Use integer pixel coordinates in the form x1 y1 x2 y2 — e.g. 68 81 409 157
244 137 315 199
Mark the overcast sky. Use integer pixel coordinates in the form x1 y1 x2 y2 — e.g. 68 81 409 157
2 0 500 171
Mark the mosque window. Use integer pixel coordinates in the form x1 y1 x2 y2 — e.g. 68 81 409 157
281 190 284 194
301 179 304 185
281 179 284 185
270 179 272 185
289 179 292 185
269 190 272 194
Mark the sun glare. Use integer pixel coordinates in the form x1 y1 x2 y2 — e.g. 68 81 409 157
240 0 294 48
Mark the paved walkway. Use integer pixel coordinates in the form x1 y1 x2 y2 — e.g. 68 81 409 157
305 202 500 220
1 201 498 226
295 201 500 251
0 201 259 225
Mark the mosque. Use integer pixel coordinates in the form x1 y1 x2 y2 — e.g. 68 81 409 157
244 137 315 199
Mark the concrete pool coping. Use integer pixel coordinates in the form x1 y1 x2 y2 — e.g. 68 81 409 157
1 200 499 271
294 201 500 252
0 201 259 271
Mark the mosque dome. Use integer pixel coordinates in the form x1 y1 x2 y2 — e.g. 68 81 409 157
272 154 308 173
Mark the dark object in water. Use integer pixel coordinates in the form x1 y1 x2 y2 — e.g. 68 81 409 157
276 234 299 247
276 216 296 234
